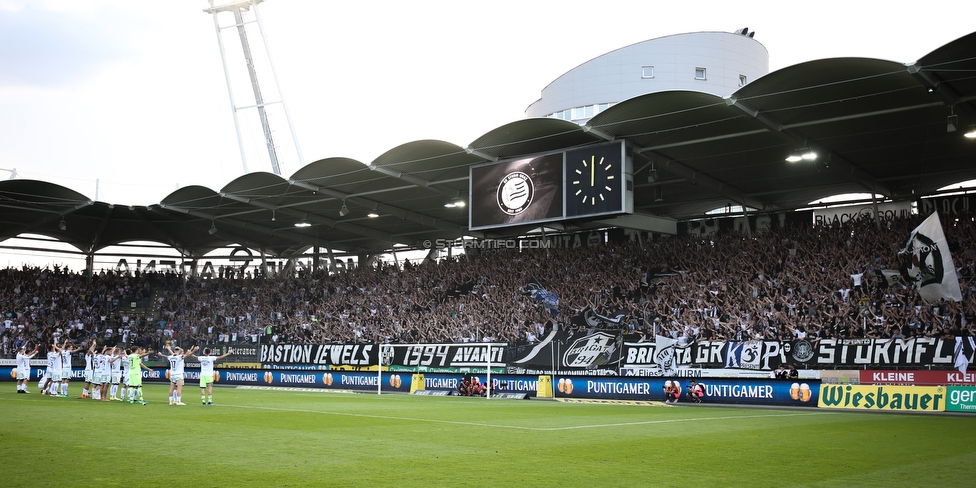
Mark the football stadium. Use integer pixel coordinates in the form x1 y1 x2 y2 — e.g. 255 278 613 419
3 2 976 487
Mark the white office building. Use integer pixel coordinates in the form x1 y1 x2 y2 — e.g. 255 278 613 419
526 30 769 125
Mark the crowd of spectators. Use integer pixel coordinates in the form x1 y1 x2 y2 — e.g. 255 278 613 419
2 212 976 358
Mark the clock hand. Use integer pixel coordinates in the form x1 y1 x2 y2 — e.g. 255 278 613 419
590 156 595 187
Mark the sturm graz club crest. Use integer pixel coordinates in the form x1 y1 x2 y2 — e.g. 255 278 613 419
906 231 944 287
496 171 534 216
791 340 815 363
380 345 395 366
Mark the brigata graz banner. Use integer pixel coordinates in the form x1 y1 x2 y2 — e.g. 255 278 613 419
260 343 506 369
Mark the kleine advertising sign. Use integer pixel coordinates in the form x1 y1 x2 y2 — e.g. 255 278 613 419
859 370 976 386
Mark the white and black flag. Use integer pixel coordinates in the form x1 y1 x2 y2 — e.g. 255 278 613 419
900 212 962 302
954 336 976 375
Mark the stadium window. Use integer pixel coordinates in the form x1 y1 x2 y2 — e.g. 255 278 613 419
584 105 594 118
695 67 706 80
641 66 654 78
739 74 747 86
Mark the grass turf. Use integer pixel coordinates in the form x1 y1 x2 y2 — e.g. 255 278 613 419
2 383 975 487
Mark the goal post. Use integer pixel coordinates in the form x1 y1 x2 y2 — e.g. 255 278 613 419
375 342 508 399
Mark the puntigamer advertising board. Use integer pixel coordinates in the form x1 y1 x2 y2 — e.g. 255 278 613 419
552 377 819 406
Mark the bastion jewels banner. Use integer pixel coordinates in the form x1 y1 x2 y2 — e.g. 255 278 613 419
259 343 506 368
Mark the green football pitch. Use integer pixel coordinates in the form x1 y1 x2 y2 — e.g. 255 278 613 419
2 383 975 487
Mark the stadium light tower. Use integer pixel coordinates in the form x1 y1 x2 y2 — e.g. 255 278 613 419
203 0 304 175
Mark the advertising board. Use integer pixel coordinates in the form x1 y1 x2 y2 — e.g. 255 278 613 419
818 384 946 411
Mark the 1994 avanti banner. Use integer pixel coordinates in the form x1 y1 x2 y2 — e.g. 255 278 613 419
260 333 972 374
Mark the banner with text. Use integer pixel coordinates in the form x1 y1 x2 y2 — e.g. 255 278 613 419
859 370 976 386
260 343 506 370
622 337 963 373
258 337 968 373
818 384 946 412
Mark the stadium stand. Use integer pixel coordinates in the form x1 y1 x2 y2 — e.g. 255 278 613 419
3 211 973 358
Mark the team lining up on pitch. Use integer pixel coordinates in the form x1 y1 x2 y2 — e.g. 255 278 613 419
14 340 233 405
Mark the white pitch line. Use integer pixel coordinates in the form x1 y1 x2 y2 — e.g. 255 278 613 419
221 403 829 432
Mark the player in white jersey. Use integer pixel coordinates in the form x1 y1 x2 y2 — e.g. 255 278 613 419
15 343 39 393
164 344 197 405
81 341 97 399
190 347 233 406
109 347 124 400
40 342 63 397
118 350 131 402
59 341 81 398
94 346 118 401
91 346 108 400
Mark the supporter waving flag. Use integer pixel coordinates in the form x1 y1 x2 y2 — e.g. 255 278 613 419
900 212 962 302
521 279 559 317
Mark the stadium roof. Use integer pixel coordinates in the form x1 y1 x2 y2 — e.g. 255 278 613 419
1 31 976 260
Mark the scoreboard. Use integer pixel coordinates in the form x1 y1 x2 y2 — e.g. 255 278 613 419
469 141 633 231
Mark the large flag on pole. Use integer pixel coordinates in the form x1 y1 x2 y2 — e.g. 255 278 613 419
900 212 962 302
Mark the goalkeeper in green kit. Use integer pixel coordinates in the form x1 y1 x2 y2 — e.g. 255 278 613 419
127 347 153 404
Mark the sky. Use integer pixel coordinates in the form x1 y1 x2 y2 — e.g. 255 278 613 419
1 0 975 207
